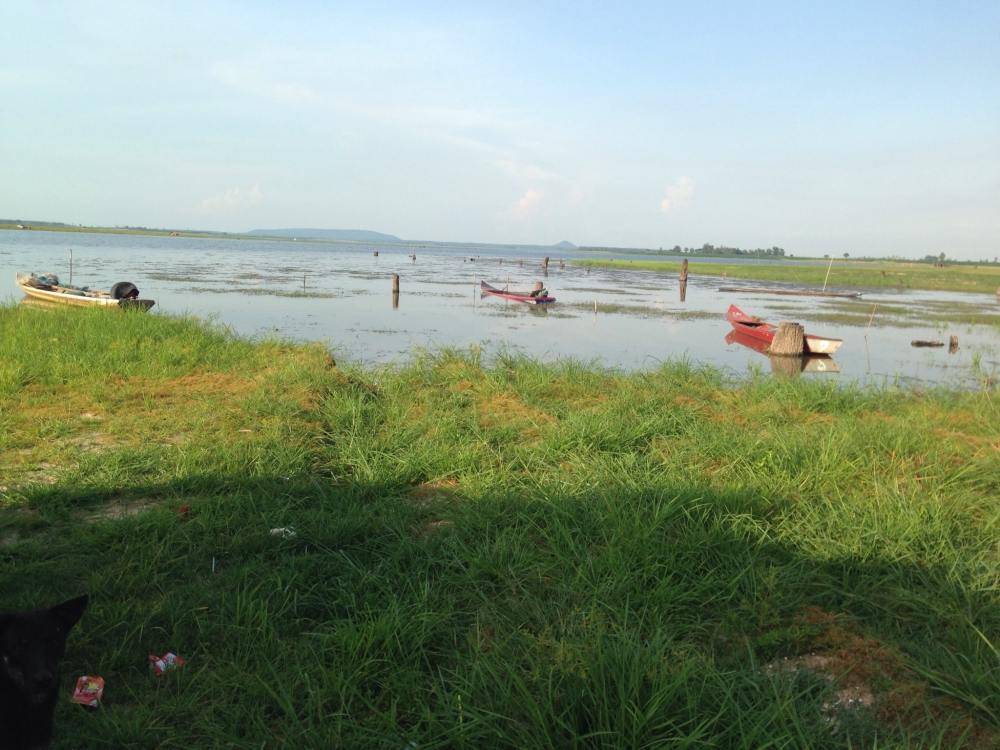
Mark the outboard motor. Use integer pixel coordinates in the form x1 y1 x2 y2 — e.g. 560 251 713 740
110 281 140 300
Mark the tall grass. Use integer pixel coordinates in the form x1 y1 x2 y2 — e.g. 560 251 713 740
1 305 997 748
574 258 1000 294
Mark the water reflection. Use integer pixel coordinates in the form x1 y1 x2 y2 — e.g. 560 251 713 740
724 330 841 377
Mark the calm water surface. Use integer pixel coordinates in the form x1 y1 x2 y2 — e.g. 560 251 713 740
2 231 998 388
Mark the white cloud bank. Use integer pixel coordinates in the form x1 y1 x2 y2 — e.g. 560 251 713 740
507 188 543 219
200 184 263 214
660 176 694 213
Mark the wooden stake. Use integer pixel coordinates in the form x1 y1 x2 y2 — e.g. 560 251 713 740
679 258 688 302
949 336 959 353
69 248 73 285
769 322 805 356
392 274 399 294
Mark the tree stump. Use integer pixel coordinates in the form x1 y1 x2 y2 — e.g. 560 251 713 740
769 322 805 356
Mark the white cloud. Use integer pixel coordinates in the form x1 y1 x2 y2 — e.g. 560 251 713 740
495 159 562 183
507 188 543 219
200 184 263 213
660 176 694 213
210 59 318 104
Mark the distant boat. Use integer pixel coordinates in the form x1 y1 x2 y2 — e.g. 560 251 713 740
480 281 555 305
16 273 155 311
726 304 841 354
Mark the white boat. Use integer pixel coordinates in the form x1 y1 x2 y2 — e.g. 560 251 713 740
16 273 155 310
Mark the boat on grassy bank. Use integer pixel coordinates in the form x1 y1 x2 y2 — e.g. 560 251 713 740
480 281 555 304
16 273 155 310
726 304 842 354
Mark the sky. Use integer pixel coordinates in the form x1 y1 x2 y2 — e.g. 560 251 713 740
1 1 998 258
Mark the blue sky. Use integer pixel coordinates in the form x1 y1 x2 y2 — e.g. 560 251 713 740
1 1 997 257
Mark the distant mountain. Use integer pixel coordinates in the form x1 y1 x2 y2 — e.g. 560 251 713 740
249 228 402 242
553 240 577 249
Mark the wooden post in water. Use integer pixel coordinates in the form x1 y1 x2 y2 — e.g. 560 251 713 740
679 258 688 302
949 335 959 353
543 256 550 271
769 322 805 356
373 250 379 257
392 274 399 308
303 273 306 290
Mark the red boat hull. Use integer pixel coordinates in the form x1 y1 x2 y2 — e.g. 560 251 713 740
480 281 555 304
725 304 842 355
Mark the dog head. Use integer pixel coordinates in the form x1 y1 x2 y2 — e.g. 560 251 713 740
0 595 88 705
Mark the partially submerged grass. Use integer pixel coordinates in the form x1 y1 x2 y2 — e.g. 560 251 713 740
1 306 998 748
575 258 1000 295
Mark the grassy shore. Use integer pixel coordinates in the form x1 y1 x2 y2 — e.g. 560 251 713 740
575 258 1000 295
1 306 998 748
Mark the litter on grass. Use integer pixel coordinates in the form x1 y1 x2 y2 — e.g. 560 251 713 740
269 527 297 539
149 652 187 676
71 676 105 707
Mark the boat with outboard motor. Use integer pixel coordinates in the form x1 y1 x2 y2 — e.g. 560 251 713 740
16 273 155 310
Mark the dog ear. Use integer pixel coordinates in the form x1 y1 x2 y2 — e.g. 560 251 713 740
49 595 88 629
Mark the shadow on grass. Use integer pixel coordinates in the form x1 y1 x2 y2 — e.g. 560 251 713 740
2 474 997 749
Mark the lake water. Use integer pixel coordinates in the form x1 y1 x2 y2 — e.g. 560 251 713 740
2 230 998 389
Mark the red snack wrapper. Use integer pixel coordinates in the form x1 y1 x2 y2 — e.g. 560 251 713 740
71 676 105 707
149 651 187 676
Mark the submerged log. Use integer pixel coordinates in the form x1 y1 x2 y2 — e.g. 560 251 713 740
911 340 945 347
769 322 805 356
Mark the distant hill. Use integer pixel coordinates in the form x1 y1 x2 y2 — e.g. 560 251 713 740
553 240 577 249
249 228 402 242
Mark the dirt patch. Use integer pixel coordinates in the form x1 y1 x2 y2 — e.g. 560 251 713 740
414 519 454 539
766 607 996 748
409 479 460 506
69 431 117 453
7 463 60 486
477 392 555 432
81 497 159 523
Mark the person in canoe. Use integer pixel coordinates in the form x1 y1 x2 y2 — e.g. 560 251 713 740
529 281 548 298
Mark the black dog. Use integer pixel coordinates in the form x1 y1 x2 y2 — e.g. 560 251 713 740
0 595 88 750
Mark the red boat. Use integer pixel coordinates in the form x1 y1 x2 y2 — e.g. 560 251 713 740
725 330 841 373
726 304 842 355
480 281 555 305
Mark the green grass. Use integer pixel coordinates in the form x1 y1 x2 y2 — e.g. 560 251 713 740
575 259 1000 295
1 306 998 748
